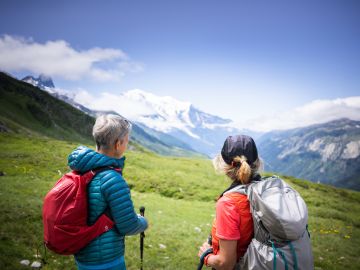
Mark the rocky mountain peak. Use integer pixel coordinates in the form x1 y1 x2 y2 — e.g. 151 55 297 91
22 74 55 89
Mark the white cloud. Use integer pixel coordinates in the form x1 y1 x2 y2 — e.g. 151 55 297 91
73 90 155 120
239 96 360 132
0 35 143 81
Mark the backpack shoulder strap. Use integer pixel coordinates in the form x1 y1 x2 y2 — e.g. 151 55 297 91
220 173 263 197
224 184 248 196
81 166 122 184
91 166 122 175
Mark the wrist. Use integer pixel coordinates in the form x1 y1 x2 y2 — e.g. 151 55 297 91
204 253 212 267
200 247 213 267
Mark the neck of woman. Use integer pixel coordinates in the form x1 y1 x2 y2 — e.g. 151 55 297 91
97 148 121 159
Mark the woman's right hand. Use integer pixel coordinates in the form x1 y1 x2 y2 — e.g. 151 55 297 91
198 241 211 257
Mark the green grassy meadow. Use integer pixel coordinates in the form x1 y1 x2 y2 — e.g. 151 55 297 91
0 133 360 270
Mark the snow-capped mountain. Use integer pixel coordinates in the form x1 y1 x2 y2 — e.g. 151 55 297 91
21 75 249 156
22 74 55 90
19 74 202 157
122 89 249 156
124 89 234 136
21 74 90 112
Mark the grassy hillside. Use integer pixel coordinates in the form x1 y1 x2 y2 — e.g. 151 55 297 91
0 72 95 144
0 133 359 270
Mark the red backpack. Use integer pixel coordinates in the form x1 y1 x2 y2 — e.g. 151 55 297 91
42 167 119 255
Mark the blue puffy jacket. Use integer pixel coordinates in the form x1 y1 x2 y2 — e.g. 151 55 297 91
68 146 148 265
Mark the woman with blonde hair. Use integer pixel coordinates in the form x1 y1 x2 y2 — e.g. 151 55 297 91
198 135 262 270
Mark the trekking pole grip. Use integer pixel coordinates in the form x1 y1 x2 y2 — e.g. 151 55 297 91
140 206 145 238
140 206 145 217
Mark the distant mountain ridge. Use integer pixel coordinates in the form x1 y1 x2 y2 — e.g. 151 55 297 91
0 72 202 157
21 75 254 156
16 73 360 191
20 73 201 156
257 118 360 190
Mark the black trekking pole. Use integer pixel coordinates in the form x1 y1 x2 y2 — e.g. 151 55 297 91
139 206 145 270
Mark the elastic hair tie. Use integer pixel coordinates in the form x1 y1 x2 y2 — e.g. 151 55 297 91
231 161 242 167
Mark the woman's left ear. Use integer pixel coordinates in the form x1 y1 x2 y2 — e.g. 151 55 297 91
114 139 121 150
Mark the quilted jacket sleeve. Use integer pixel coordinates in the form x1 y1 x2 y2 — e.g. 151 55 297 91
101 171 148 236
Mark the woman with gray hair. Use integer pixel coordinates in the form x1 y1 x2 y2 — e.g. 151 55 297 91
67 114 148 270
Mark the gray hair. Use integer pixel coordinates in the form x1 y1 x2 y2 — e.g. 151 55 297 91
92 114 132 150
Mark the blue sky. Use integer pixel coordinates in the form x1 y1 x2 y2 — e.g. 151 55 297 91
0 0 359 130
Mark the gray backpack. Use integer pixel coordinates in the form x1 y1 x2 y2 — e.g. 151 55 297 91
225 176 314 270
